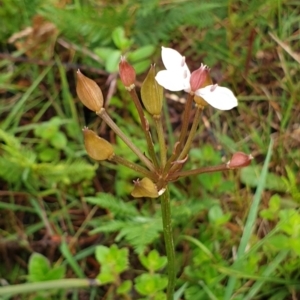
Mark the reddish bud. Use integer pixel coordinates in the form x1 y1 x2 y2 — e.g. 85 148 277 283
190 64 209 92
76 70 103 112
227 152 253 169
119 56 136 90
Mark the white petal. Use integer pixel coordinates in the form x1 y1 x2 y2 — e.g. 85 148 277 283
155 70 187 91
195 85 238 110
161 47 190 73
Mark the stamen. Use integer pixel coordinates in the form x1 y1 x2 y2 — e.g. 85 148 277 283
210 84 218 92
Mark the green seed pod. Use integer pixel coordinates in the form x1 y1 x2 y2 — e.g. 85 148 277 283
141 65 163 117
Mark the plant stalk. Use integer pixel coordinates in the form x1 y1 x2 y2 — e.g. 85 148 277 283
154 115 167 168
97 108 155 172
168 163 229 181
129 88 159 168
110 155 157 180
0 279 100 297
160 188 176 299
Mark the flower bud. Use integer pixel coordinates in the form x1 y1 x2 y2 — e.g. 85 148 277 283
83 128 114 161
131 177 159 198
141 65 163 117
119 56 136 90
190 64 209 92
227 152 253 169
193 70 214 107
76 70 103 112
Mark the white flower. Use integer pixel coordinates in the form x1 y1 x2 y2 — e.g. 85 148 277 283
155 47 238 110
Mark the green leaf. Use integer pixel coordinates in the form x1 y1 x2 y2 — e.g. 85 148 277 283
50 131 67 149
28 253 51 282
95 245 129 284
134 274 167 296
112 26 132 50
94 47 115 61
127 45 155 62
278 209 300 236
240 166 286 192
85 193 138 217
132 59 152 74
139 250 167 272
267 234 290 250
260 194 281 220
117 280 132 295
105 50 122 73
95 245 110 263
208 205 231 226
34 122 59 140
45 265 66 281
38 147 59 162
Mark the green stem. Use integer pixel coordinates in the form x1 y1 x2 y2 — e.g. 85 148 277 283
129 88 159 168
0 279 100 297
154 116 167 168
110 155 157 180
160 188 176 299
97 108 155 172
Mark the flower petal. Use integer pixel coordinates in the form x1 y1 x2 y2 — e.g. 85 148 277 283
195 85 238 110
161 47 186 70
155 70 187 91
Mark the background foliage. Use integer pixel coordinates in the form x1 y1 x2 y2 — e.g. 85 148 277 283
0 0 299 299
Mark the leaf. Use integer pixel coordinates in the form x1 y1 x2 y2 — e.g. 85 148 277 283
50 131 67 149
38 147 59 162
105 50 122 73
208 205 231 226
45 265 66 281
117 280 132 295
139 250 167 272
134 274 167 296
127 45 155 62
95 245 129 284
112 26 132 50
132 59 152 74
85 193 138 217
28 253 51 282
94 47 115 61
240 166 286 192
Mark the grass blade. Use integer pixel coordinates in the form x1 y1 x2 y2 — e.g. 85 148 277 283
224 138 274 300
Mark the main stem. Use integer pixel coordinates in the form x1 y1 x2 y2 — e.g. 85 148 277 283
160 188 175 299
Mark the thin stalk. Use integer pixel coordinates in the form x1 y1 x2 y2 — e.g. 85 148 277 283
129 88 159 168
177 105 203 160
0 279 100 297
168 105 202 174
168 164 229 181
154 115 167 168
110 155 157 180
160 188 176 299
163 93 193 174
176 93 194 149
97 108 155 172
